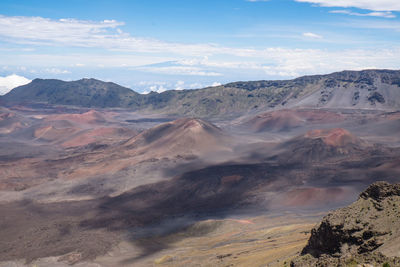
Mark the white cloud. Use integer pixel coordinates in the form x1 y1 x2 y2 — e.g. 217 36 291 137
139 66 222 76
175 80 185 90
1 15 400 86
177 57 265 69
140 45 400 79
0 15 254 57
336 19 400 31
295 0 400 11
194 47 400 78
2 14 398 78
138 81 221 93
211 82 222 87
138 81 167 86
330 10 395 18
137 81 171 94
0 16 123 45
150 85 166 93
44 68 70 74
302 32 323 39
141 84 167 94
0 74 31 95
0 53 173 68
137 81 212 93
188 83 204 89
3 46 400 82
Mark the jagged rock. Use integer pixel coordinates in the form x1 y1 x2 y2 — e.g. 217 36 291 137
368 92 386 104
360 181 400 201
291 181 400 267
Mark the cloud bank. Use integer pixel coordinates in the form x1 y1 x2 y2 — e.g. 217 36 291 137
0 15 253 57
0 74 31 95
295 0 400 11
330 10 395 18
1 14 400 89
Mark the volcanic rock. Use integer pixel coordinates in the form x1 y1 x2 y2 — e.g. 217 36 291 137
291 181 400 266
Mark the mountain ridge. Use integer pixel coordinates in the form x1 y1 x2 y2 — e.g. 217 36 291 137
2 69 400 116
1 78 143 107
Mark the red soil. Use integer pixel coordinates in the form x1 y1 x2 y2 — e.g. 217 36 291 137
247 109 344 132
61 127 136 148
304 128 358 147
278 187 353 208
45 110 106 124
0 112 15 121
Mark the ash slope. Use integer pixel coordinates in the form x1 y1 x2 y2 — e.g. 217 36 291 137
0 117 233 198
1 113 400 266
2 69 400 116
123 117 231 156
241 109 345 132
276 128 369 163
292 181 400 267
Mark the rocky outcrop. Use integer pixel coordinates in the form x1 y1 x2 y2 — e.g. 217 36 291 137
291 181 400 267
359 182 400 202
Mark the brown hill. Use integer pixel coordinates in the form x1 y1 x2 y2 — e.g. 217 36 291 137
74 118 230 179
33 125 80 142
31 108 135 147
45 110 106 125
61 127 137 148
31 118 230 182
304 128 360 147
277 128 367 163
0 118 232 189
244 109 344 132
123 118 232 158
0 110 30 134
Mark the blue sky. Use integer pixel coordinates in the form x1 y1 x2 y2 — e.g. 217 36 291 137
0 0 400 94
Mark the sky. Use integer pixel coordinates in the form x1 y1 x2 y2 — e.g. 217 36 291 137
0 0 400 94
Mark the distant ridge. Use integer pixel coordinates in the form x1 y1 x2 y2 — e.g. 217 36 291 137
1 78 140 108
2 69 400 116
